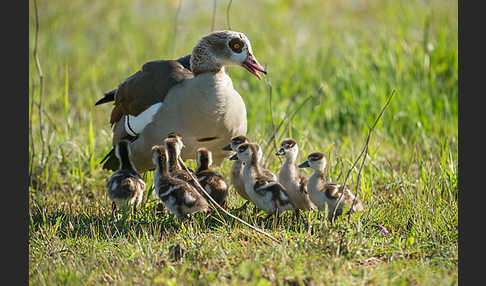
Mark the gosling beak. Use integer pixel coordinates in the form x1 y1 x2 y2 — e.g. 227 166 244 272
275 148 285 156
222 144 232 151
298 161 310 168
229 153 239 161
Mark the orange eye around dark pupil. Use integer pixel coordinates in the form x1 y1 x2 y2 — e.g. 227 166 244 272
229 38 244 53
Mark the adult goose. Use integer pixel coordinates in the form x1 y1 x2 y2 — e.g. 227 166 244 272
96 30 267 172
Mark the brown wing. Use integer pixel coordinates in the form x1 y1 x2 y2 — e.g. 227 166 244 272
254 180 291 205
298 174 308 194
109 60 193 124
197 171 228 206
262 168 277 181
323 182 342 200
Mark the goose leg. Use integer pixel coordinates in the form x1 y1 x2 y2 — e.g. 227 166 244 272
274 208 281 227
111 202 117 218
294 209 301 224
132 203 137 216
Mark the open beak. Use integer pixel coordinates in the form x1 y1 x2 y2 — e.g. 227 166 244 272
222 144 232 151
229 153 239 161
298 161 310 168
275 148 285 156
241 52 267 80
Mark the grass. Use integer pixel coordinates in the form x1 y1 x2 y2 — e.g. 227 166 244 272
29 0 457 284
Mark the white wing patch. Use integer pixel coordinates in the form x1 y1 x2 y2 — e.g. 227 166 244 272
125 102 163 136
138 179 146 190
110 181 118 191
205 185 213 195
184 192 196 205
255 182 277 192
198 176 207 182
218 180 227 190
158 185 181 197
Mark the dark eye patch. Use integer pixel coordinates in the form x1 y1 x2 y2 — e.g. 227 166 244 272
167 131 182 138
229 38 244 53
237 144 248 153
232 135 247 145
308 152 324 161
281 139 296 149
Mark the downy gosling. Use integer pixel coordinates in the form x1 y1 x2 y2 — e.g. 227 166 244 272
107 140 146 215
231 142 294 216
222 135 277 209
152 145 209 220
298 152 364 218
195 148 229 208
275 139 314 211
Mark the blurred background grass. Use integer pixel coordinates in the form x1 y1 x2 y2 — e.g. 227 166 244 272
29 0 457 284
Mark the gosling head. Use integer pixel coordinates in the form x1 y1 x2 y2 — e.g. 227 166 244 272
230 142 260 165
163 137 182 158
275 139 299 160
196 147 213 171
298 152 327 172
222 135 249 151
167 131 185 150
151 145 168 168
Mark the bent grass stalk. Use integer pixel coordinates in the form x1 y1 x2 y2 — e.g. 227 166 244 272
178 157 281 243
330 89 396 225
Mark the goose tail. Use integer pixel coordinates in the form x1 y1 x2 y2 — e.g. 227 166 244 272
95 89 117 106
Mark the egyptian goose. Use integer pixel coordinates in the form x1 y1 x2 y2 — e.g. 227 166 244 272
195 148 228 208
152 145 209 220
230 143 294 216
106 140 146 215
298 152 364 218
222 135 277 209
96 30 267 172
275 139 314 211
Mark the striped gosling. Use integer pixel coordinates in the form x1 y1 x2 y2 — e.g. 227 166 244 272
298 152 364 219
107 140 146 215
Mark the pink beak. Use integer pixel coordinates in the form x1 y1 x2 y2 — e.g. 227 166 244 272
241 53 267 80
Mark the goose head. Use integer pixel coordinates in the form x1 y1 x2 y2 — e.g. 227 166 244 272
298 152 327 172
196 148 213 172
190 30 266 79
224 136 265 162
163 138 182 158
222 135 249 151
151 145 169 171
167 131 185 150
275 139 299 161
230 142 260 165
